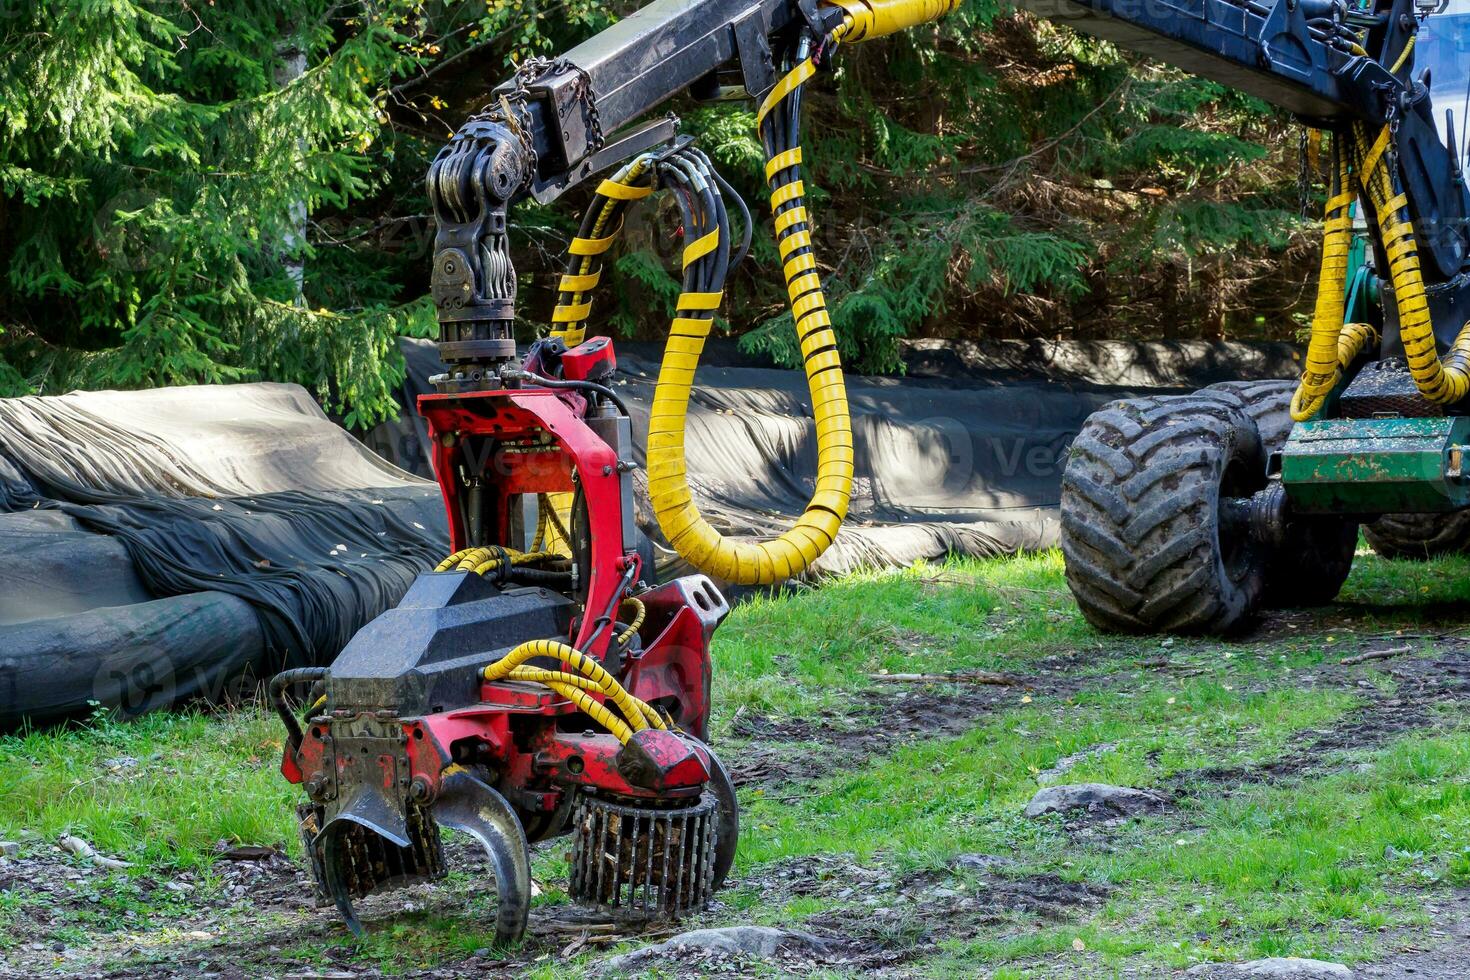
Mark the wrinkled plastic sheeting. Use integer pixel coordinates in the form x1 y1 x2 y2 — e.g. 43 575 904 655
0 383 447 729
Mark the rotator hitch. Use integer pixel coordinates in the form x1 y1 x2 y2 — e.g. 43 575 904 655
274 0 967 943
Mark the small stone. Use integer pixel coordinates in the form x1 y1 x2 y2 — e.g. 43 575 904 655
1024 783 1169 819
0 842 18 857
165 881 194 895
950 853 1016 873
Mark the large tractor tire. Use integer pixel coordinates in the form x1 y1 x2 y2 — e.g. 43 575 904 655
1060 395 1270 634
1364 511 1470 560
1197 380 1357 607
1197 380 1296 449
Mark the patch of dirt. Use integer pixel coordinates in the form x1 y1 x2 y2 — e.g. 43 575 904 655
720 852 1110 973
1356 895 1470 979
1170 639 1470 796
725 641 1135 792
0 836 682 980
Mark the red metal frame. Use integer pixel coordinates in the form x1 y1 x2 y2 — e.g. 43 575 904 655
418 387 630 655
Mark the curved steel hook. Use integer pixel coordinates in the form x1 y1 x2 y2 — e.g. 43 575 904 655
434 767 533 947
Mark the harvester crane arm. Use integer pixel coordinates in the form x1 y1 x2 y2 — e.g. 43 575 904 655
426 0 963 585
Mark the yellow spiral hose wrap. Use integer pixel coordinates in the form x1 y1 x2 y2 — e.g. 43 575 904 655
1290 149 1357 421
825 0 961 41
538 1 963 585
644 61 856 586
482 638 667 743
551 157 654 349
1353 125 1470 405
1291 125 1470 418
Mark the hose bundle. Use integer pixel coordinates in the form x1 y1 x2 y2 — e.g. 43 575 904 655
482 634 664 745
1291 122 1468 420
642 123 854 585
551 156 654 350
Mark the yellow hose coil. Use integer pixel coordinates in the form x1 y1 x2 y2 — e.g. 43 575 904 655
644 63 855 585
1290 149 1357 421
1290 125 1469 418
435 547 559 576
552 157 654 349
616 597 646 648
507 667 665 731
531 492 574 557
482 638 667 741
1353 124 1470 405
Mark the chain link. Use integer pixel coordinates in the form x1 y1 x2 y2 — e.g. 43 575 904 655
502 57 605 153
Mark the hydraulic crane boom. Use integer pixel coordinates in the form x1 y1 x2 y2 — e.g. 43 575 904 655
1016 0 1470 282
431 0 1470 394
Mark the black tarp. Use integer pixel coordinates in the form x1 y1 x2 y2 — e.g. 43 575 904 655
368 338 1302 574
0 384 446 728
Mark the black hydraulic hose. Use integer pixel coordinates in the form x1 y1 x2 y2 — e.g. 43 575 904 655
670 152 729 295
663 163 707 296
580 560 640 651
694 148 753 271
506 567 575 588
270 667 328 754
513 371 630 417
680 149 739 283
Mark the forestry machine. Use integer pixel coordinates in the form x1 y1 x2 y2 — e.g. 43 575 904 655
272 0 966 945
1031 0 1470 634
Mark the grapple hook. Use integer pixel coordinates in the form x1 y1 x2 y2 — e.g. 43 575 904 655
315 768 531 946
432 767 533 946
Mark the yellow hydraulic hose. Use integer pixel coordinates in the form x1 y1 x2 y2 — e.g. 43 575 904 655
644 65 855 585
552 157 653 349
482 638 667 739
1353 124 1470 405
1390 35 1416 75
1290 125 1468 417
435 546 558 575
506 666 665 731
1290 148 1358 421
616 597 645 648
538 1 963 585
825 0 961 41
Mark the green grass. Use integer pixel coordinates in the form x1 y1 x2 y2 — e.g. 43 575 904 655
712 551 1088 724
0 707 296 871
3 548 1469 978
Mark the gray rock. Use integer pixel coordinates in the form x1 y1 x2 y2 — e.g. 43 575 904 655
1024 783 1168 818
0 842 18 857
601 926 831 973
1187 957 1353 979
950 853 1016 872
